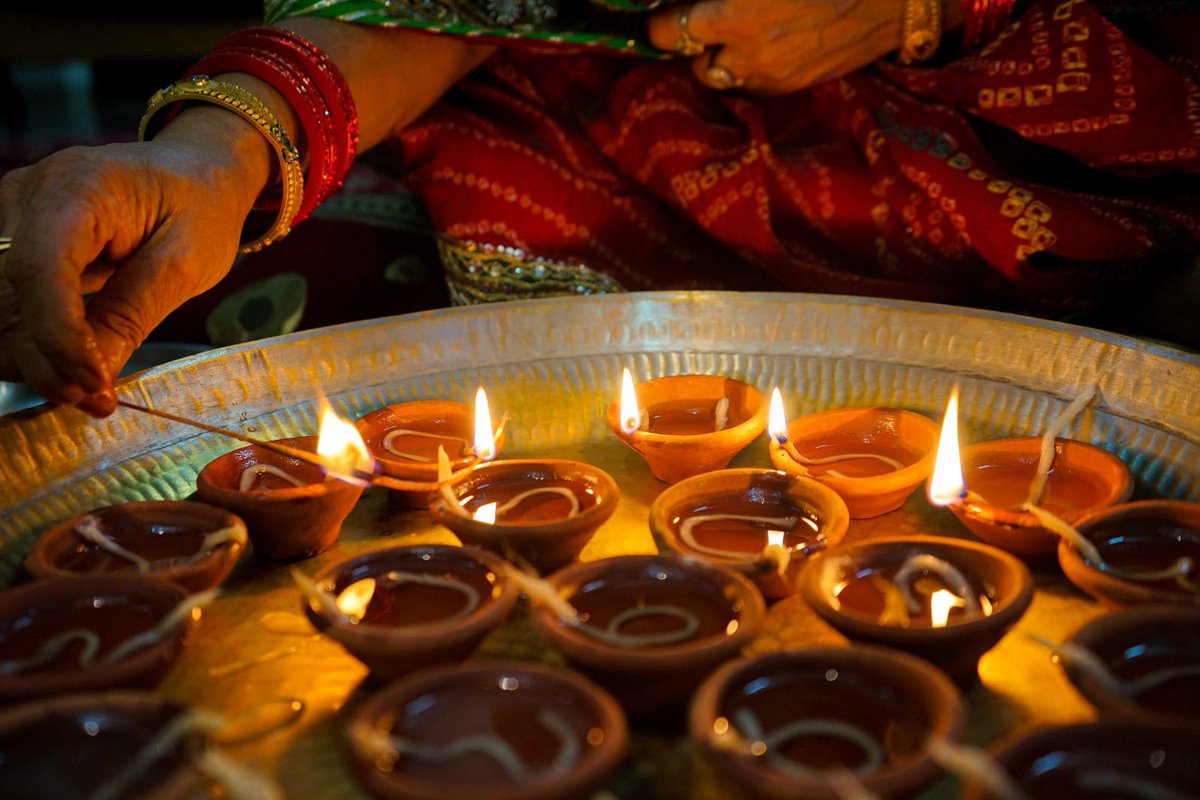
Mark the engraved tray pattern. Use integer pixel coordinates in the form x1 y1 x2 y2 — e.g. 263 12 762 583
1 291 1198 799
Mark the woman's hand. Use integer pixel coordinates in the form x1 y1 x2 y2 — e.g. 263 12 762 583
0 106 267 416
646 0 909 94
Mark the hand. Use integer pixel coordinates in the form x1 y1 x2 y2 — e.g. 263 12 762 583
0 109 261 416
647 0 906 95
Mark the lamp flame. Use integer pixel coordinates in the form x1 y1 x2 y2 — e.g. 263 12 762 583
768 388 788 443
474 502 497 525
620 368 640 435
473 387 496 461
929 589 962 628
316 400 375 484
336 578 376 622
767 530 785 548
928 385 966 507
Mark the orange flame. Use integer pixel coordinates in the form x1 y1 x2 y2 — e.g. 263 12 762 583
473 387 496 461
473 502 497 525
929 589 961 628
928 385 966 507
316 399 375 484
619 368 640 435
768 388 788 443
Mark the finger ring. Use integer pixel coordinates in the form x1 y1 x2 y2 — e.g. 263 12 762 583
705 64 744 91
0 236 11 253
675 8 706 57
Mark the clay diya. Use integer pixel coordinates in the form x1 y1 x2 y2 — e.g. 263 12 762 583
355 397 506 509
428 459 619 573
346 661 628 800
959 720 1200 800
689 646 966 800
298 544 519 680
196 435 365 560
1058 500 1200 608
527 554 766 717
0 575 203 704
648 468 849 601
798 536 1033 681
0 690 207 800
950 437 1132 562
23 500 247 594
605 370 768 484
766 392 940 519
1045 606 1200 728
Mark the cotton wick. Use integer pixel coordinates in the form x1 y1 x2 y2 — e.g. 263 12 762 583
1026 381 1098 507
925 738 1030 800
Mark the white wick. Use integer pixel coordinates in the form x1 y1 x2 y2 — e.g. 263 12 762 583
734 708 885 777
351 708 579 781
1075 771 1193 800
380 570 482 622
494 487 581 520
88 709 227 800
714 397 730 432
238 464 306 492
1029 633 1200 699
678 514 800 561
1026 381 1098 507
382 429 471 462
292 569 349 624
74 515 151 572
925 738 1030 800
891 554 979 615
102 589 218 665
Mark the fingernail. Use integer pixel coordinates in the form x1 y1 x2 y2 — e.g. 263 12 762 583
78 388 117 418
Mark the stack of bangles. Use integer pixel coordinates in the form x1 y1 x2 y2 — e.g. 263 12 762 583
138 27 359 254
961 0 1018 52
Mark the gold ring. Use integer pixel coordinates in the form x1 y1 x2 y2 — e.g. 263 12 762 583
705 64 744 91
675 7 706 57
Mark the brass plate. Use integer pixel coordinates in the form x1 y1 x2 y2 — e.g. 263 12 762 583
1 291 1198 799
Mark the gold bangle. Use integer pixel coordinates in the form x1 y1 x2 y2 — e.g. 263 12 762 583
899 0 942 64
138 75 304 254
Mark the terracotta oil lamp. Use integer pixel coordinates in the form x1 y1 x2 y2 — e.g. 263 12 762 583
1046 606 1200 728
648 468 849 601
0 691 207 800
0 575 203 704
355 390 506 509
1058 500 1200 608
925 386 1132 564
689 646 966 800
298 544 520 681
428 459 619 573
346 661 628 800
766 389 940 519
23 500 247 594
196 402 374 559
798 536 1033 681
527 554 766 718
959 721 1200 800
605 369 768 484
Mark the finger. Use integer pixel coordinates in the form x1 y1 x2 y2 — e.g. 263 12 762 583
646 0 726 53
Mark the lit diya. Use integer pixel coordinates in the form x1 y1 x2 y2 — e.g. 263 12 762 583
648 468 849 600
355 390 506 508
0 576 211 704
689 646 966 800
766 389 940 519
428 459 619 573
1057 500 1200 607
958 720 1200 800
525 554 766 717
930 384 1133 563
23 500 247 594
605 369 768 484
346 661 628 800
196 402 374 560
295 544 519 680
798 536 1033 681
1035 606 1200 728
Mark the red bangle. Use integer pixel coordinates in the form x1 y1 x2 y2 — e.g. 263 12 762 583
219 28 358 194
189 48 334 224
961 0 1017 51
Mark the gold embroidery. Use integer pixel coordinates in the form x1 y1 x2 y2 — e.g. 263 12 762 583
437 236 624 305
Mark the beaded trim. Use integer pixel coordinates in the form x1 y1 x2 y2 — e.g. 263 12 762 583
138 76 304 254
437 236 624 305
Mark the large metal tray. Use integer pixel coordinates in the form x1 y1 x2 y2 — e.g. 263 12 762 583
1 291 1198 799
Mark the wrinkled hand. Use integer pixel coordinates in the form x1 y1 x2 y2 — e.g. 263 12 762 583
0 128 251 416
647 0 906 94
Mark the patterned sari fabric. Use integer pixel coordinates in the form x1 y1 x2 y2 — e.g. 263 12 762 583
270 0 1200 314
